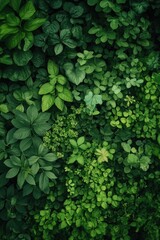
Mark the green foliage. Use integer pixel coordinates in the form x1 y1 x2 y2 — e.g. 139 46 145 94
1 0 160 239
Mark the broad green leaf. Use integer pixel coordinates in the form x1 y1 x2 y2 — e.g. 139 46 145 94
28 156 39 165
0 54 13 65
34 123 51 136
54 43 63 55
39 172 49 192
10 0 22 12
69 6 84 18
68 155 77 164
127 154 138 164
35 112 51 124
23 32 34 51
19 1 36 20
26 105 38 123
6 32 25 49
31 163 39 175
157 134 160 145
13 50 33 66
69 139 77 147
10 156 21 167
24 18 46 31
47 60 59 76
26 174 36 185
3 66 31 81
4 159 14 168
87 0 98 6
0 104 9 113
6 168 20 178
42 94 55 112
50 0 62 9
60 29 70 40
17 170 26 188
77 136 85 146
0 0 9 11
121 142 131 153
44 153 57 162
57 75 67 85
77 155 84 165
0 24 18 40
6 13 20 27
58 88 73 102
39 82 54 95
62 38 76 48
20 137 32 152
64 63 85 85
45 171 57 179
110 19 119 30
55 97 64 111
13 127 31 140
23 184 33 196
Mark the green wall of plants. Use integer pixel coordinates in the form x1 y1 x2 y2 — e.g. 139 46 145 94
0 0 160 239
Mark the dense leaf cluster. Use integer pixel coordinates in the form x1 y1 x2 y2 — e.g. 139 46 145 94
0 0 160 239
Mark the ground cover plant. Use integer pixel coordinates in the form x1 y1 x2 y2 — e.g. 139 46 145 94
0 0 160 239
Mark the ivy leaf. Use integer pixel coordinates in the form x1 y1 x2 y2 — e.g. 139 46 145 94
64 63 85 85
42 94 55 112
13 50 33 66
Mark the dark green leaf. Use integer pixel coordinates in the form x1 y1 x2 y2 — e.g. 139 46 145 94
39 172 49 192
34 123 51 136
26 105 38 123
45 171 57 179
54 43 63 55
26 174 36 185
17 170 26 188
20 137 32 152
13 127 30 140
6 168 20 178
43 153 57 162
19 1 36 20
24 18 46 31
13 50 33 66
0 0 9 11
10 0 21 12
